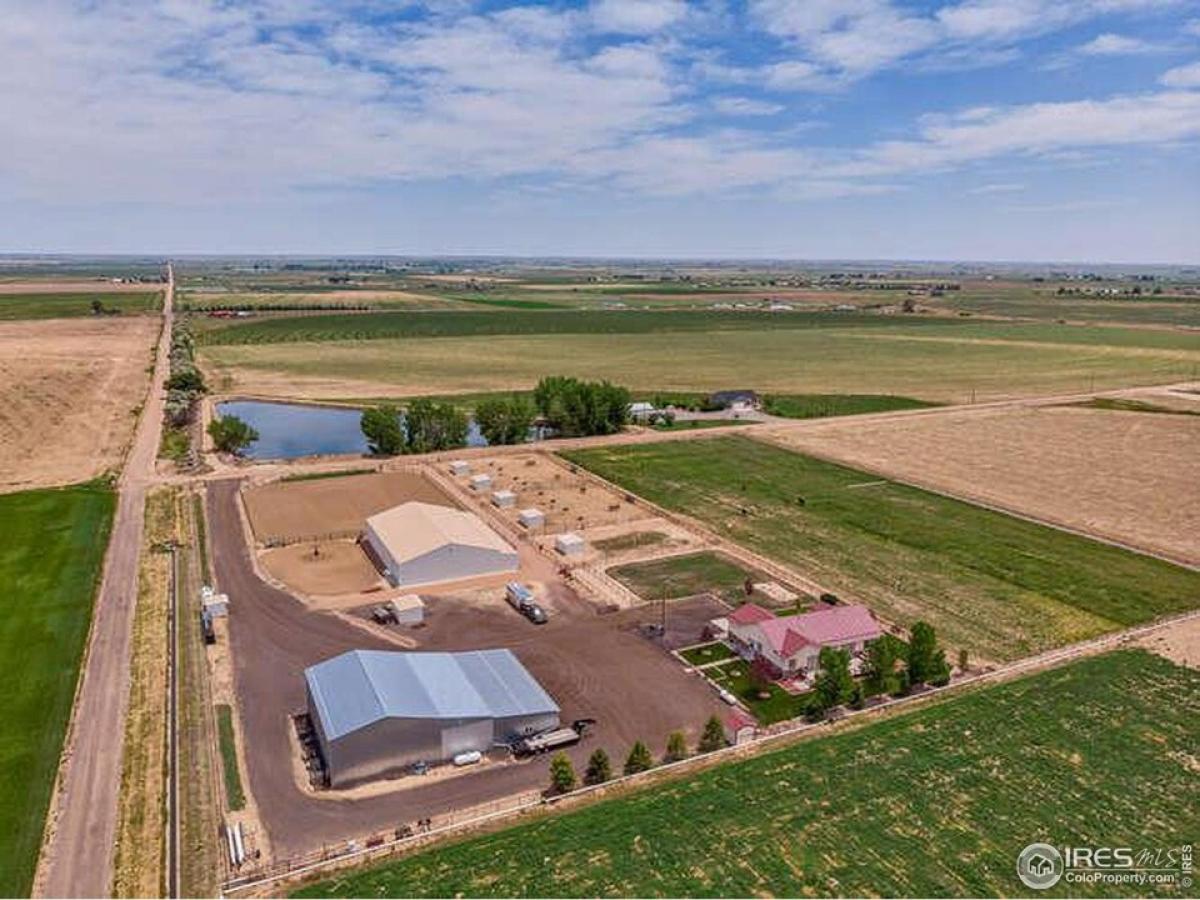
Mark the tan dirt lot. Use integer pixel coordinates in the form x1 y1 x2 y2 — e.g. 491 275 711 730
0 280 162 293
1137 618 1200 669
0 317 159 492
260 540 383 595
242 471 454 544
765 404 1200 566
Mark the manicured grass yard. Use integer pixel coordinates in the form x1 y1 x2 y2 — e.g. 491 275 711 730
0 483 115 896
677 641 737 666
565 437 1200 661
608 551 757 602
295 650 1200 898
705 659 813 725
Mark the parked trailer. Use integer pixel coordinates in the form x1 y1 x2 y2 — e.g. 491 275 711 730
513 718 596 756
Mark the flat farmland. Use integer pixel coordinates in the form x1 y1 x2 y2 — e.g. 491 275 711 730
0 483 115 896
295 650 1200 898
0 317 160 491
198 320 1200 403
767 403 1200 566
179 289 462 311
563 437 1200 661
0 291 161 320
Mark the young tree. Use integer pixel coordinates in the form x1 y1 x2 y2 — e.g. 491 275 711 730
663 731 688 763
207 415 259 455
907 621 940 685
583 748 612 786
813 646 854 711
90 297 105 315
957 648 970 673
863 636 902 696
697 715 727 754
929 650 952 687
623 740 654 775
360 404 404 456
549 751 576 794
475 394 536 446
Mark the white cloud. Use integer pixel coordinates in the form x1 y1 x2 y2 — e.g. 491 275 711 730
711 96 785 116
967 182 1025 193
1160 59 1200 87
590 0 687 34
1078 32 1159 55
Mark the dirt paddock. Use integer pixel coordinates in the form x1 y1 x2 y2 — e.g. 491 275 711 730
242 471 454 544
0 317 159 491
260 540 384 596
765 403 1200 566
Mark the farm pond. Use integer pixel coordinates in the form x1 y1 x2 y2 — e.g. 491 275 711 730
216 400 488 460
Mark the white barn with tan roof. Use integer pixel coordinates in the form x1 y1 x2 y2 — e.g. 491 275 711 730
363 501 518 588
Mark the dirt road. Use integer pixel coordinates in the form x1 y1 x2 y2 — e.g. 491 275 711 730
35 267 174 898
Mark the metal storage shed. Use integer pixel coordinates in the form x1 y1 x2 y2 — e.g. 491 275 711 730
555 532 586 556
388 594 425 624
363 501 518 588
491 489 517 508
448 460 471 476
518 508 545 529
469 473 492 491
305 649 559 787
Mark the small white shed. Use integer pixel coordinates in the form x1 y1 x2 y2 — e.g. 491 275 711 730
555 532 586 557
518 508 545 529
448 460 471 476
469 473 492 492
491 489 517 508
388 594 425 625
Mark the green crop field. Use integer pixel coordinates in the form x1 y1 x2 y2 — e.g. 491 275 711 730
200 319 1200 405
763 393 938 419
0 483 115 896
295 650 1200 898
608 551 760 602
0 291 162 320
563 437 1200 661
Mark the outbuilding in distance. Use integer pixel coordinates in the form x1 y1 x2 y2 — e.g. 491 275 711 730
518 508 545 529
491 489 517 508
555 532 587 556
362 501 518 588
305 649 560 787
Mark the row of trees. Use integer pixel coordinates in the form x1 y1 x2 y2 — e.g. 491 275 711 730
806 621 952 719
360 399 470 456
208 414 260 454
534 376 631 438
547 717 728 795
164 322 207 429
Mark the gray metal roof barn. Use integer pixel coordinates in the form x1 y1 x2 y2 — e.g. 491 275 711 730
305 649 559 787
363 501 518 588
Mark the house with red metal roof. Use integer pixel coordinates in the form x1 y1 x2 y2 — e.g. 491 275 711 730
727 602 883 677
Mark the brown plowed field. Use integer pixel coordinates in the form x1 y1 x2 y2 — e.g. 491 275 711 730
766 404 1200 566
0 317 159 491
207 480 725 859
242 471 453 544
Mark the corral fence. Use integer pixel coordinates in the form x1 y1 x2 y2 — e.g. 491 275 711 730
260 529 361 549
220 605 1200 897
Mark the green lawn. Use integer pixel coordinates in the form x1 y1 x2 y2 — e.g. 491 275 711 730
216 704 246 811
0 291 162 320
0 483 116 896
705 659 813 724
763 393 938 419
608 551 758 602
564 437 1200 661
295 650 1200 898
677 641 738 666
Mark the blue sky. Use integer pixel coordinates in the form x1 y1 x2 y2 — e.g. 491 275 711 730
1 0 1198 262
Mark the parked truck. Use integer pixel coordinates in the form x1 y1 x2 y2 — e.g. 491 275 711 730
512 718 597 756
505 581 548 625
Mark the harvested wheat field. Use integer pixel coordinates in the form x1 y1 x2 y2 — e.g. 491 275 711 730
765 403 1200 566
0 317 158 491
242 471 454 545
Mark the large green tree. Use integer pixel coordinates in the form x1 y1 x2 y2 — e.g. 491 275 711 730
474 394 536 446
207 415 259 455
533 376 631 437
907 621 941 685
813 646 855 713
863 635 903 696
360 405 404 456
405 399 469 453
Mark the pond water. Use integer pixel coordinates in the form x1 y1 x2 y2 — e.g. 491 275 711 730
216 400 488 460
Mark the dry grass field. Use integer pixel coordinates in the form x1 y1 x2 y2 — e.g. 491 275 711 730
765 403 1200 566
0 280 161 294
199 324 1200 403
0 317 159 491
242 471 453 544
